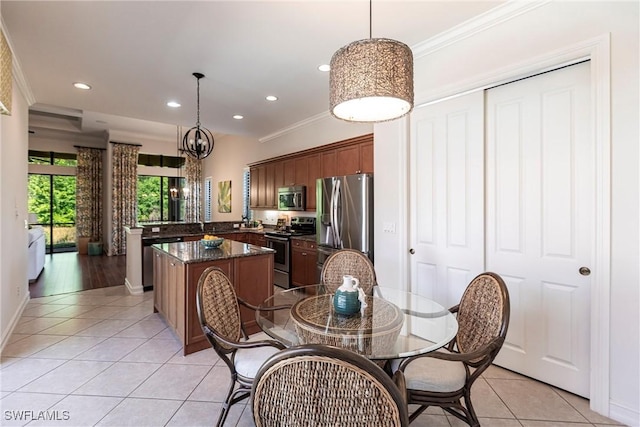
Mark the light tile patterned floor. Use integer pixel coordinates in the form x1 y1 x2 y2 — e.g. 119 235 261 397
0 286 625 426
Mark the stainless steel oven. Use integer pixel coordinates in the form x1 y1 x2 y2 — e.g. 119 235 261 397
265 234 290 288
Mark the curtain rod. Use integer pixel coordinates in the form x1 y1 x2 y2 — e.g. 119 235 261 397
110 141 143 147
73 145 106 150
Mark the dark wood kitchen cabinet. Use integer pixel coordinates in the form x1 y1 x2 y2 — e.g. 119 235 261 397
305 154 320 210
335 140 373 176
283 159 296 186
291 239 317 287
321 150 337 178
264 163 276 208
248 133 373 212
249 166 260 208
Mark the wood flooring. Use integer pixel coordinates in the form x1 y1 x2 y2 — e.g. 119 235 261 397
29 252 126 298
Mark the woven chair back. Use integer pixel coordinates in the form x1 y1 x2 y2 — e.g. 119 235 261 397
252 345 408 427
196 266 242 351
455 272 509 356
321 249 376 294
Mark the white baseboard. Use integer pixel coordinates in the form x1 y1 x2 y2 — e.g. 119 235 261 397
610 401 640 427
125 277 143 295
0 292 30 353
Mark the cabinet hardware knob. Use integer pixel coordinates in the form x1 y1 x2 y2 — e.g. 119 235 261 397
579 267 591 276
302 252 307 256
409 248 415 254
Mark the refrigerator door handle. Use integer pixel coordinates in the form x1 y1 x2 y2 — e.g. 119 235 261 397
333 179 342 248
328 180 336 246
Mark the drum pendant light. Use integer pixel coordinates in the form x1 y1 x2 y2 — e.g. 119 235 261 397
329 0 414 123
182 72 214 159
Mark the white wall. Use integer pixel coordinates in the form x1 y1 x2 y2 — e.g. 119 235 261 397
0 79 30 350
374 1 639 424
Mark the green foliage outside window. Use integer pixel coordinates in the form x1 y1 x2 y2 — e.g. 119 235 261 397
138 176 162 222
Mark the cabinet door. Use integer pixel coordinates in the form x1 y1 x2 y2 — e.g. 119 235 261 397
291 247 306 287
257 165 267 207
304 241 317 285
153 250 163 311
249 167 260 208
283 159 296 186
234 254 274 334
295 157 307 186
166 258 184 330
306 154 320 211
274 161 285 191
336 145 360 176
360 141 374 173
321 150 337 178
253 234 266 247
264 163 275 208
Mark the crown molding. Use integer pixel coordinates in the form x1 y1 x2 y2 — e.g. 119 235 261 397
259 110 331 143
411 0 551 59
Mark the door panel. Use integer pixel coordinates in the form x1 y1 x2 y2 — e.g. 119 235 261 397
409 91 485 308
487 62 592 397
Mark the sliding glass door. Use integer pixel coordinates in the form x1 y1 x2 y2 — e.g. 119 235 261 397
28 174 77 253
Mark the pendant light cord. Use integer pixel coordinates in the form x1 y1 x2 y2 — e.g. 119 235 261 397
196 77 201 127
369 0 372 39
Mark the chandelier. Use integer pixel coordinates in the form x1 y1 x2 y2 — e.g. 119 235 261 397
329 0 414 122
182 72 214 159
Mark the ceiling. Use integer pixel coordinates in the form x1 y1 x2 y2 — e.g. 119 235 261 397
1 1 503 142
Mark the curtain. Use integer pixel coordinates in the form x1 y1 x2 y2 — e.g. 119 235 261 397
183 155 202 223
76 147 103 242
111 143 139 255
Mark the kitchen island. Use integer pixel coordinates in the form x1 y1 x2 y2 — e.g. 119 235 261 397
152 239 274 355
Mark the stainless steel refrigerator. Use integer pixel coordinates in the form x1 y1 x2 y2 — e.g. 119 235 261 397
316 173 373 280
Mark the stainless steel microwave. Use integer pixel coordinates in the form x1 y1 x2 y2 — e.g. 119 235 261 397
278 186 306 211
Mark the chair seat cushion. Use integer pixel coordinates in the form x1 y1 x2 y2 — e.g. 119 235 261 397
391 352 467 393
235 345 281 379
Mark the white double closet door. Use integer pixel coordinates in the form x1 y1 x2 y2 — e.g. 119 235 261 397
409 62 593 397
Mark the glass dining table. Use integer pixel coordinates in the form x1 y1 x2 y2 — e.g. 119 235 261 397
256 285 458 361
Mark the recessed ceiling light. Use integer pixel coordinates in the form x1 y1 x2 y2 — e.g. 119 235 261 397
318 64 330 72
73 82 91 90
233 115 244 120
167 101 181 108
266 95 278 102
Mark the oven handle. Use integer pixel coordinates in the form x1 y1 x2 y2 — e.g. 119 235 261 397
266 235 290 242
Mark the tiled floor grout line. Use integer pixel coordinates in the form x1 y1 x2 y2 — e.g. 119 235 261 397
481 375 524 425
3 286 625 427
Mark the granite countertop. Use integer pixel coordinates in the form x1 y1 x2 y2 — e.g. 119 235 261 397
142 229 269 241
152 239 274 264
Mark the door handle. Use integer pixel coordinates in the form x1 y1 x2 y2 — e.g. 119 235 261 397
409 248 415 255
579 267 591 276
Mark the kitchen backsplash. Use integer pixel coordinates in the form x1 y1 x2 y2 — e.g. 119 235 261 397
252 210 316 226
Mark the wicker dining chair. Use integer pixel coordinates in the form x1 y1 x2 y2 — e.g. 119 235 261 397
251 344 409 427
320 249 377 294
392 272 510 426
196 266 286 427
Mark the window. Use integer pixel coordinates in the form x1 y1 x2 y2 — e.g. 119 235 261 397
242 168 250 220
204 177 212 222
28 150 77 166
137 153 186 222
137 176 185 222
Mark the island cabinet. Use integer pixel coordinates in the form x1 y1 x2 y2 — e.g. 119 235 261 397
291 238 317 288
152 240 275 355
